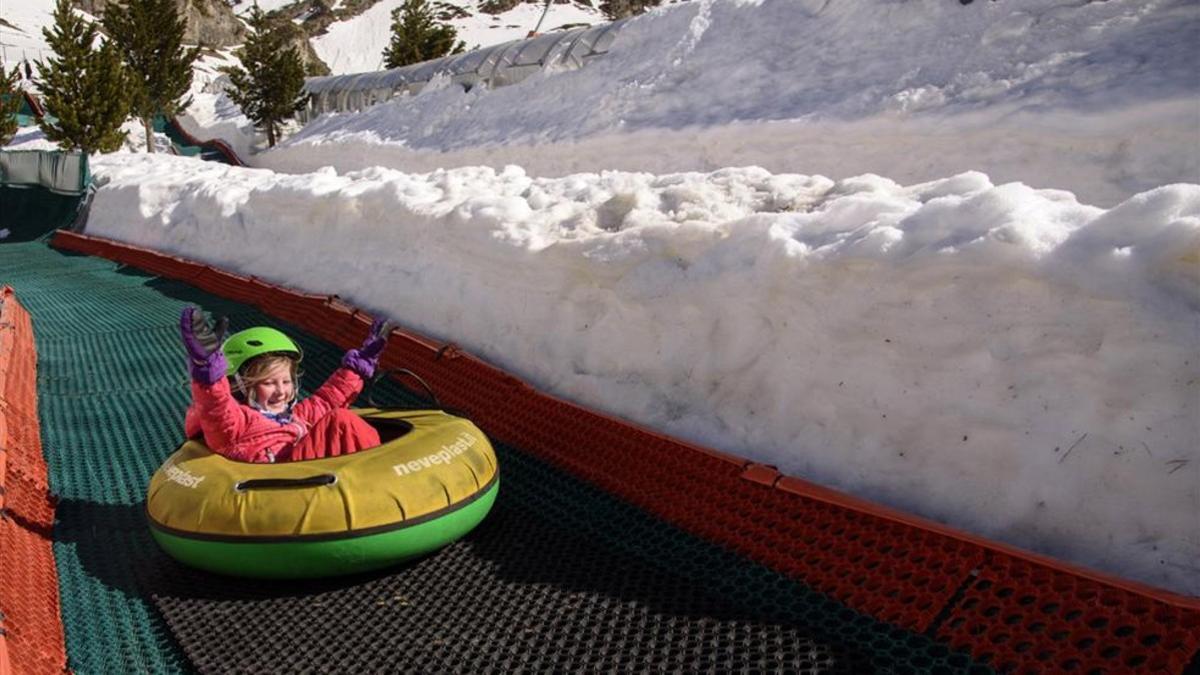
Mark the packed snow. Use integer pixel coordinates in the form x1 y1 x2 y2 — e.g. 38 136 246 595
6 0 1200 596
264 0 1200 208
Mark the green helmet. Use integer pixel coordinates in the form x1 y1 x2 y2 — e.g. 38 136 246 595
222 327 302 377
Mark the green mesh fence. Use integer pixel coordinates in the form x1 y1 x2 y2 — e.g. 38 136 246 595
0 187 86 242
1 240 989 673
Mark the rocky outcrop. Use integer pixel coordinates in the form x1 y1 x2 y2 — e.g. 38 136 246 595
478 0 521 16
480 0 588 18
270 18 331 76
75 0 327 73
272 0 384 38
180 0 246 48
599 0 659 20
76 0 246 48
434 1 471 20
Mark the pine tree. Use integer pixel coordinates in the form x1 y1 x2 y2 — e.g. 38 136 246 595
0 66 21 145
36 0 132 153
221 8 306 148
104 0 201 153
381 0 465 70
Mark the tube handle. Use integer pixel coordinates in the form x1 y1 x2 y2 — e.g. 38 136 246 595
234 474 337 492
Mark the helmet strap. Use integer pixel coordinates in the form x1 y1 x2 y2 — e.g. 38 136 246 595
233 373 249 401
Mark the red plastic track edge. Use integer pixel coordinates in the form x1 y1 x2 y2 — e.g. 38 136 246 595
0 286 10 675
0 286 71 675
51 230 1200 612
165 118 245 167
21 92 46 118
742 463 1200 609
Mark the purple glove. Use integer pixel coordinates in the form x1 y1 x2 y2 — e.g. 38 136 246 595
180 306 228 385
342 318 392 379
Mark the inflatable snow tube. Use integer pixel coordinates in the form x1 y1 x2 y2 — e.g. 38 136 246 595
146 408 499 578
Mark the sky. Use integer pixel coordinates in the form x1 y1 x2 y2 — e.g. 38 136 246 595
4 0 1200 596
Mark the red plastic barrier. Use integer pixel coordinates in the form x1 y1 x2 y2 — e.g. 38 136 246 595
165 118 245 167
50 232 1200 673
0 287 69 675
21 91 46 118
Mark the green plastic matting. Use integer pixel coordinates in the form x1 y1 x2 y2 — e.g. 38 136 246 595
0 240 989 674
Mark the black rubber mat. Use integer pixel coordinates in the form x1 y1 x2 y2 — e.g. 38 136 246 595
150 451 861 673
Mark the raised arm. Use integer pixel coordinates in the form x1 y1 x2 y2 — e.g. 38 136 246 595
181 307 256 460
294 318 392 421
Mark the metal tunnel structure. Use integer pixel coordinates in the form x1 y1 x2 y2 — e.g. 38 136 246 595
300 18 630 123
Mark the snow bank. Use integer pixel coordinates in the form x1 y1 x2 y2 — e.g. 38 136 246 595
260 0 1200 206
6 126 58 151
86 153 1200 594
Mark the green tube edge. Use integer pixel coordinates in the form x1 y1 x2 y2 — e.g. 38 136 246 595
150 480 500 578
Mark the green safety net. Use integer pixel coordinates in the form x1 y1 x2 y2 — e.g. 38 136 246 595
0 150 91 243
2 91 40 127
0 240 988 673
0 188 86 242
0 150 89 193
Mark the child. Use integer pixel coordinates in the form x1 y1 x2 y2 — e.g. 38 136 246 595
180 306 390 463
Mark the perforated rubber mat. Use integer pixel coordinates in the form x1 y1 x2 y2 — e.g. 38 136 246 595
1 240 990 673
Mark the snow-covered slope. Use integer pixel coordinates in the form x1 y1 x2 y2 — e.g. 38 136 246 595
0 0 62 64
311 0 604 75
265 0 1200 207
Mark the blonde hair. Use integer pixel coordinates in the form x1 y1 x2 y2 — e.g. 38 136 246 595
234 354 301 404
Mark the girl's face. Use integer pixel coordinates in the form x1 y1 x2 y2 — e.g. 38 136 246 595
251 361 295 414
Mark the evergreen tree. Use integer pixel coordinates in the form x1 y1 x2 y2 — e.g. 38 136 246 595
0 66 21 145
37 0 132 153
221 8 306 148
381 0 464 70
104 0 201 153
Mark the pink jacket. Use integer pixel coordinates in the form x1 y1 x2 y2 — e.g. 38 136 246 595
185 368 365 463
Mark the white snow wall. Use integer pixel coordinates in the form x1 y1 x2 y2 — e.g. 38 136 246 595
86 155 1200 595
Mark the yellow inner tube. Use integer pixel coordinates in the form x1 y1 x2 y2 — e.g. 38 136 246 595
147 408 498 539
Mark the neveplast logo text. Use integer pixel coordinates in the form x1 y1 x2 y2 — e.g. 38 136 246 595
392 432 477 476
164 460 206 488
